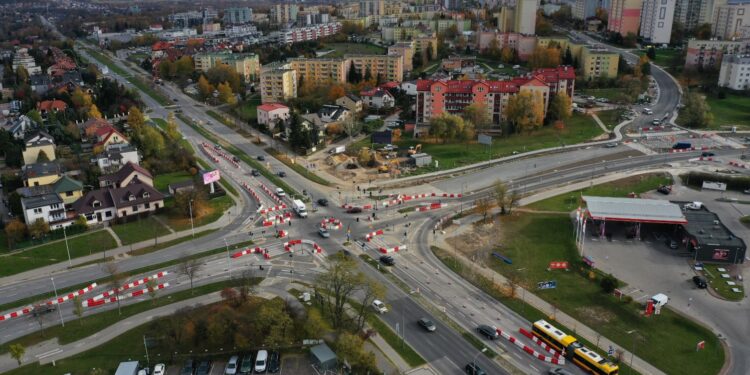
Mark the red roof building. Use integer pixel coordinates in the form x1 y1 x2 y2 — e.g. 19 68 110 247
36 100 68 114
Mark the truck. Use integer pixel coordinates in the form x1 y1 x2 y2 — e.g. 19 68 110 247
115 361 140 375
328 146 345 155
672 142 692 150
292 199 308 218
650 293 669 308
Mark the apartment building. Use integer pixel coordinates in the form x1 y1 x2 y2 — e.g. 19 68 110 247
272 3 299 25
194 52 261 82
388 42 416 72
288 58 348 85
359 0 385 16
477 32 537 61
413 35 439 60
515 0 538 35
713 2 750 39
640 0 676 44
224 7 252 24
573 0 609 20
718 54 750 89
346 54 405 82
282 23 342 44
685 38 750 69
674 0 703 31
260 63 298 103
580 46 620 79
608 0 644 36
12 48 42 75
495 8 515 32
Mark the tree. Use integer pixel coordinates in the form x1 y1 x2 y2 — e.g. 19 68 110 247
493 180 508 214
336 333 377 373
105 262 125 315
174 56 194 79
127 106 145 130
28 218 50 239
73 296 84 325
475 197 492 223
217 82 237 105
462 102 491 130
9 344 25 367
506 189 519 214
26 110 42 124
638 54 652 76
694 23 712 39
600 274 619 293
165 112 181 140
146 279 158 305
207 64 241 92
506 91 544 134
328 85 346 101
180 256 203 294
88 104 102 120
174 189 208 219
563 46 574 65
64 122 80 140
354 279 384 331
623 32 638 48
646 47 656 60
315 254 364 329
547 92 572 123
159 60 176 79
305 308 328 338
486 39 502 60
15 66 29 83
4 219 26 248
197 75 213 99
679 91 713 128
71 87 93 110
74 215 88 231
363 66 372 82
500 46 514 63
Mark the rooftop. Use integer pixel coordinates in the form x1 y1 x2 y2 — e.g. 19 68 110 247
682 206 746 248
22 162 64 180
583 196 687 224
22 193 63 209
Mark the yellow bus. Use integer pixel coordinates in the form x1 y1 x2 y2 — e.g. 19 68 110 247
532 320 619 375
532 319 581 352
572 346 619 375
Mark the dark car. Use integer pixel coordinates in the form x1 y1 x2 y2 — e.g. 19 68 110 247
476 324 499 340
465 362 487 375
257 155 265 161
267 351 280 373
277 171 287 177
195 360 211 375
693 275 708 289
251 170 260 177
665 238 679 249
317 198 329 206
239 354 254 375
548 368 575 375
701 152 715 157
657 185 672 195
180 359 195 375
418 318 436 332
347 207 363 214
232 156 240 163
380 255 395 266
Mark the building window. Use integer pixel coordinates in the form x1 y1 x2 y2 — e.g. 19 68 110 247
66 191 73 197
145 202 150 209
106 211 112 218
34 208 42 214
133 205 138 212
93 200 101 208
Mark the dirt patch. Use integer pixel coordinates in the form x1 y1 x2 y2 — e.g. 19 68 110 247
575 306 616 325
444 220 501 258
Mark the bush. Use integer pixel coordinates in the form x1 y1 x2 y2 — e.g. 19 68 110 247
600 273 619 293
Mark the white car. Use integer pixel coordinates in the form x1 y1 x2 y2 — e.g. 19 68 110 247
372 299 388 314
685 201 703 210
153 364 166 375
276 188 286 197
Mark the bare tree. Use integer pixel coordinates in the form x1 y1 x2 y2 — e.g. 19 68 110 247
180 257 203 295
104 262 125 315
73 296 84 325
493 180 508 214
315 255 364 329
31 306 47 337
355 279 385 331
146 279 158 305
474 198 492 223
506 189 520 214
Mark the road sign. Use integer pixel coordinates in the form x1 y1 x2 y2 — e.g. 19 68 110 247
548 261 569 270
537 280 557 290
697 340 705 351
608 346 614 356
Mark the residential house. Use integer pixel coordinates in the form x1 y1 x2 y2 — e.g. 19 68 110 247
360 88 395 109
22 130 56 165
99 162 154 189
21 193 71 230
93 124 129 149
335 94 363 113
36 100 68 118
29 74 52 95
168 179 196 195
92 143 141 173
17 175 83 207
22 161 64 187
257 103 291 129
72 183 164 225
317 105 351 124
2 115 36 140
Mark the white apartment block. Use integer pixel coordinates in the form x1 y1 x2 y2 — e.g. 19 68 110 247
640 0 676 45
713 2 750 39
12 48 42 75
514 0 538 35
718 54 750 89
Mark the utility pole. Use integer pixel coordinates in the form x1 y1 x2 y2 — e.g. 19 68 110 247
188 199 195 238
225 238 232 279
63 225 72 268
143 335 150 366
51 277 64 327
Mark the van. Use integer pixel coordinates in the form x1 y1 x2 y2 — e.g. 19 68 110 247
292 199 307 218
651 293 669 308
225 356 239 375
255 350 268 373
642 108 653 115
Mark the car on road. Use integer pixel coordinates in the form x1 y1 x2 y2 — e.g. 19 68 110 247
267 351 280 373
701 152 715 157
465 362 487 375
255 350 268 373
347 207 363 213
651 119 661 125
214 144 222 150
744 189 750 195
277 171 287 177
372 299 388 313
317 198 329 206
257 155 265 161
379 255 395 266
251 170 260 177
548 367 575 375
275 188 286 197
239 354 254 375
180 360 195 375
605 142 618 148
476 324 499 340
657 185 672 195
232 156 240 163
643 108 653 115
225 355 239 375
153 364 166 375
32 304 56 317
418 318 436 332
318 228 330 238
172 98 179 102
195 360 212 375
693 275 708 289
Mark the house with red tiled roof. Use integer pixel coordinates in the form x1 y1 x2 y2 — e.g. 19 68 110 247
257 103 290 129
93 125 129 148
36 100 68 117
151 41 174 59
360 88 395 109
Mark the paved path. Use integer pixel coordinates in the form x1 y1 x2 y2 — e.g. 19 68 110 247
589 112 610 133
104 227 123 247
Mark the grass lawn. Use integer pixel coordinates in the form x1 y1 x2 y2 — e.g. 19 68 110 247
367 312 426 368
393 113 603 171
129 75 171 106
265 148 331 186
706 93 750 128
527 173 673 212
0 230 118 277
638 48 681 67
486 213 723 375
153 170 193 192
595 108 626 130
320 42 386 58
578 88 624 101
232 97 261 123
195 159 239 197
160 195 234 232
1 278 261 373
742 215 750 229
701 265 744 301
110 216 171 246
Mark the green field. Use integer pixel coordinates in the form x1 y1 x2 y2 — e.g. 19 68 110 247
527 173 673 212
0 231 118 277
390 113 602 171
110 216 171 245
160 195 234 232
595 108 626 130
706 94 750 128
485 214 724 375
578 88 624 101
638 48 681 67
321 42 386 58
153 170 193 192
701 264 744 301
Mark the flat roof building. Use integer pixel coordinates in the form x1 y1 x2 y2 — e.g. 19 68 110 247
681 205 746 264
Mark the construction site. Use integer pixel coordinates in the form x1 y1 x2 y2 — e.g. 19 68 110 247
320 143 430 182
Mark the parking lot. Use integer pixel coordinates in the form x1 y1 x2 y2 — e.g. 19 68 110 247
638 133 724 152
161 352 312 375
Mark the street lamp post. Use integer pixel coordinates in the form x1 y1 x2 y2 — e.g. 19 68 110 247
471 347 487 364
51 277 64 327
224 238 232 279
627 329 639 374
188 199 195 238
62 225 72 268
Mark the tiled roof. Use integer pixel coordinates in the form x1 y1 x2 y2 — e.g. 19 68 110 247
37 100 68 112
22 193 62 210
416 66 575 94
53 175 83 194
99 162 153 187
72 183 164 215
257 103 289 111
22 162 63 179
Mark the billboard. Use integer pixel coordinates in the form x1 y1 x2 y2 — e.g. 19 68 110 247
202 170 221 185
371 131 392 145
478 134 492 145
702 181 727 191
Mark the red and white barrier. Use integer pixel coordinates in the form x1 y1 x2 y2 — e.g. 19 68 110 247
242 183 262 204
276 230 287 238
231 246 266 259
259 183 284 205
519 328 562 358
379 245 406 253
312 243 324 254
321 218 342 230
670 147 696 153
365 229 385 241
260 204 287 215
91 271 168 301
84 283 170 308
45 283 98 305
0 307 33 322
417 203 446 212
284 239 302 252
729 160 749 169
497 327 565 365
201 142 239 168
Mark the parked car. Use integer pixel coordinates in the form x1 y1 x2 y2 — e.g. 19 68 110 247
257 155 265 161
605 142 618 148
685 201 703 210
255 350 268 373
180 360 195 375
744 189 750 195
465 362 487 375
267 351 280 373
418 318 436 332
239 353 254 375
225 355 239 375
347 207 363 214
476 324 499 340
657 185 672 195
317 198 329 206
153 364 166 375
372 299 388 313
232 156 240 163
195 360 212 375
277 171 287 177
701 152 715 157
665 238 679 249
548 367 575 375
251 170 260 177
379 255 395 266
275 188 286 197
693 275 708 289
318 228 330 238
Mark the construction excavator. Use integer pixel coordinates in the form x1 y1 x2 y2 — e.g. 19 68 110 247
407 144 422 155
378 159 401 174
